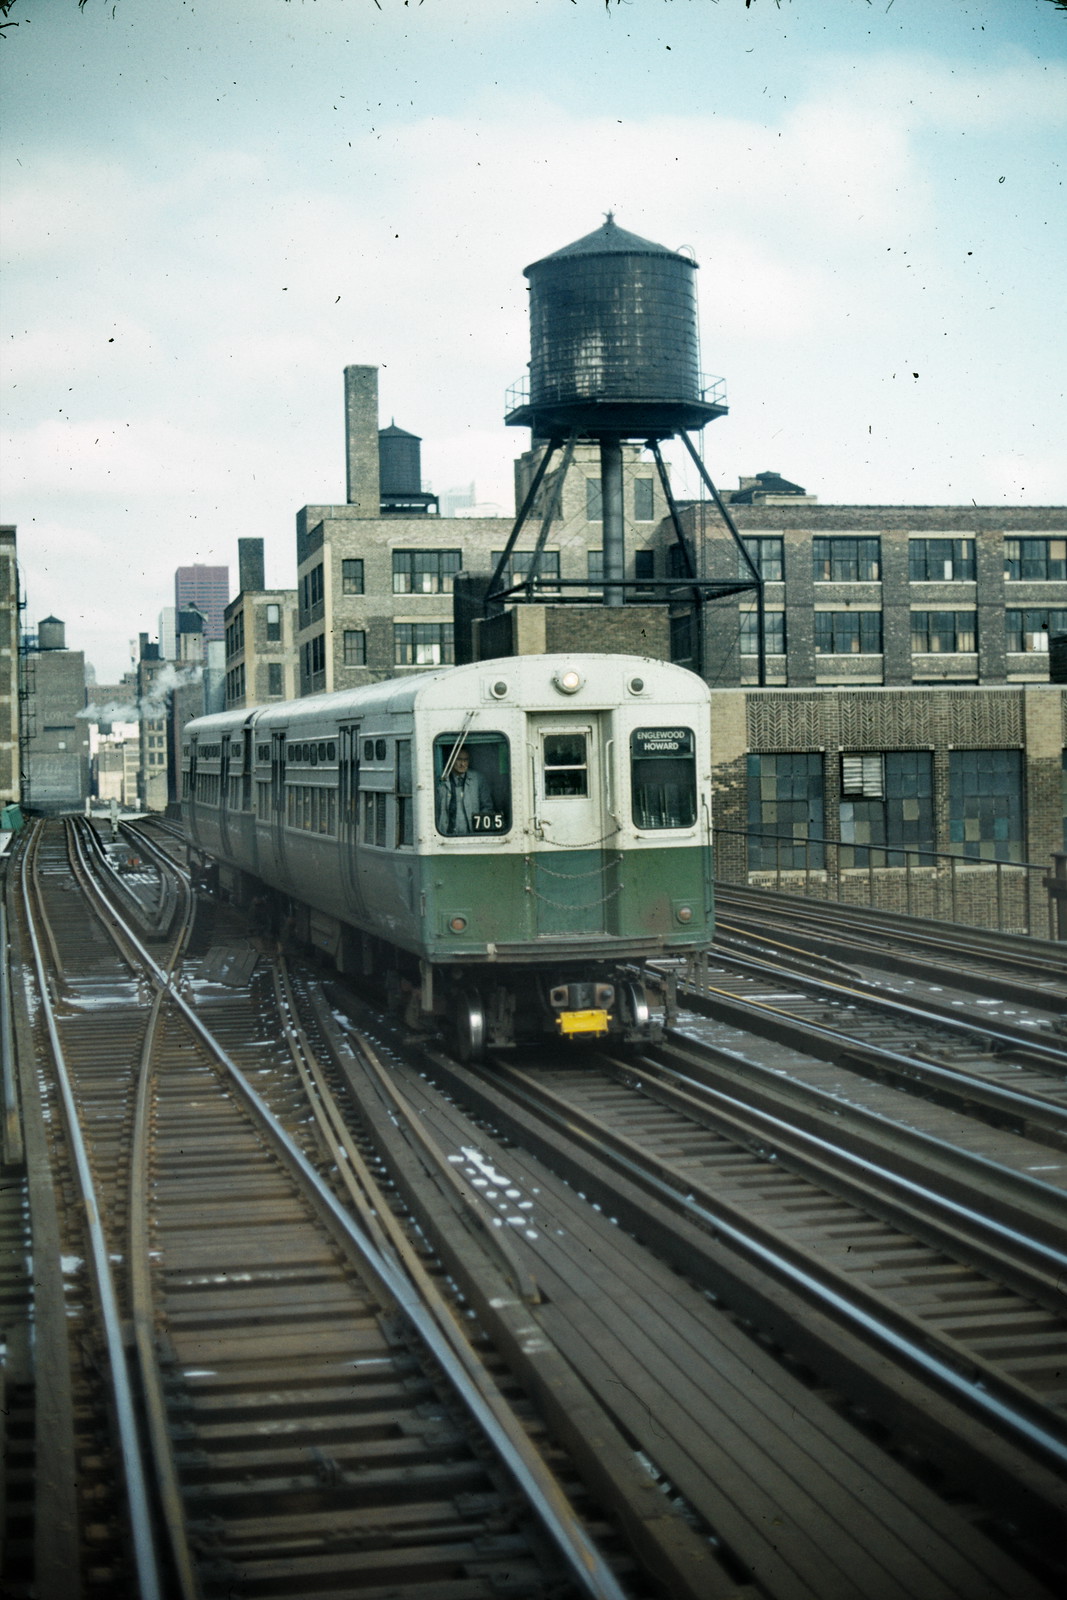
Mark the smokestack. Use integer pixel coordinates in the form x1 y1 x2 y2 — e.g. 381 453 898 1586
344 365 380 515
238 537 265 593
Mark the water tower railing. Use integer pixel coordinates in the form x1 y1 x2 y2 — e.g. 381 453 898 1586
504 372 727 416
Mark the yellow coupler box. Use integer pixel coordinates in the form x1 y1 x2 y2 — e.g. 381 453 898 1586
557 1009 611 1037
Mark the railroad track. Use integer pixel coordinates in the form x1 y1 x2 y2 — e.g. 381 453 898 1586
714 883 1067 1011
279 977 1063 1600
8 818 730 1600
667 939 1067 1151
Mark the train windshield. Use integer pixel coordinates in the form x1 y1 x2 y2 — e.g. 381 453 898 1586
434 732 511 836
631 727 697 829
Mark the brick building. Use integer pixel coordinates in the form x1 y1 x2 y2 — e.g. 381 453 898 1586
224 538 298 708
0 526 19 807
294 365 670 696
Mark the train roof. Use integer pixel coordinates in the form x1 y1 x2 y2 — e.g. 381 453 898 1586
183 653 708 742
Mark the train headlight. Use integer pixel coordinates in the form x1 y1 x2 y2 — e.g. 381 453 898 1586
553 668 584 695
448 915 468 933
490 679 509 699
627 676 646 695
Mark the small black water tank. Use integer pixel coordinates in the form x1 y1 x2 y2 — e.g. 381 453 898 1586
508 216 726 437
379 423 422 495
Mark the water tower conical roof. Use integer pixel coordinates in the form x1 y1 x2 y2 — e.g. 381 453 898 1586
525 214 692 274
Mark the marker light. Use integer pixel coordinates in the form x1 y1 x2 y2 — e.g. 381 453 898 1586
675 905 693 924
449 916 468 933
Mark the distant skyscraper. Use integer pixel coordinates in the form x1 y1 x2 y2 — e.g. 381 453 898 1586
174 564 229 643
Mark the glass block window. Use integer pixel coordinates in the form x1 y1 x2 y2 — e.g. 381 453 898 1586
265 603 281 641
813 537 880 582
739 536 784 582
392 549 462 594
909 538 975 581
633 476 655 521
1004 537 1066 581
740 608 786 654
343 629 366 666
1005 609 1067 651
910 611 977 652
948 749 1023 861
586 478 603 521
394 622 454 666
342 558 364 595
747 752 824 870
814 611 882 653
840 751 934 868
490 550 561 590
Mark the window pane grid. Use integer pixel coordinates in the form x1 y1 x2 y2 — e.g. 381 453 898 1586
814 612 882 653
813 537 881 582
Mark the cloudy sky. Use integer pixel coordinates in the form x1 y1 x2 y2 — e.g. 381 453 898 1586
2 0 1065 681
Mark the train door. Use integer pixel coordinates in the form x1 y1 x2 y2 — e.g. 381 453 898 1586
219 741 232 857
530 713 619 936
268 730 287 882
338 724 365 915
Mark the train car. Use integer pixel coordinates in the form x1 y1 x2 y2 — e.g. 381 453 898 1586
183 653 712 1057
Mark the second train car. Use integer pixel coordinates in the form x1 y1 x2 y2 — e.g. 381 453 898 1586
183 653 713 1057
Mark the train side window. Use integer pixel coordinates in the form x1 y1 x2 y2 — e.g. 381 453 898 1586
631 727 697 829
543 733 588 797
363 739 374 761
434 733 511 836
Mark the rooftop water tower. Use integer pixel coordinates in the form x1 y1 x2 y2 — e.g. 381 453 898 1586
495 216 764 678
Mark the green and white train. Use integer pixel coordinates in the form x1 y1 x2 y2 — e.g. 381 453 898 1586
182 652 713 1058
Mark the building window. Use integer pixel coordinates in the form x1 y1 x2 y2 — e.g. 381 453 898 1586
667 542 692 580
587 549 603 589
949 749 1023 862
633 477 655 521
394 622 454 666
1005 608 1067 652
490 550 561 591
909 538 975 582
392 549 461 594
813 537 881 582
739 536 784 582
910 610 977 653
1004 537 1066 581
747 752 824 869
303 633 326 680
669 611 694 665
265 603 281 642
343 629 366 666
740 608 786 655
342 558 364 595
586 478 603 521
302 563 325 618
267 663 283 696
814 611 882 653
634 549 655 592
840 751 934 867
225 610 244 660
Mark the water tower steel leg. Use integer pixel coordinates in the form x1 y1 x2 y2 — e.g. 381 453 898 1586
600 437 625 607
650 439 703 676
678 430 766 687
486 435 564 608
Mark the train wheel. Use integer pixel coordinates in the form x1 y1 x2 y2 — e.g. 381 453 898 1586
621 981 651 1033
453 989 486 1063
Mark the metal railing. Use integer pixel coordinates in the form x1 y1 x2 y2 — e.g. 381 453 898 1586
504 372 728 415
713 825 1056 938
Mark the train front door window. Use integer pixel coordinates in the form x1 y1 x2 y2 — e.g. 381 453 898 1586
631 727 697 829
434 733 511 836
543 733 588 797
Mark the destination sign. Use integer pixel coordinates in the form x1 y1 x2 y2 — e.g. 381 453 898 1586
633 728 694 757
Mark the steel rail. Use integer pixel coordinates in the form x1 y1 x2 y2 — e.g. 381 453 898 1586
21 826 165 1600
269 961 630 1600
70 860 631 1600
715 883 1067 984
489 1057 1067 1481
701 940 1067 1070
